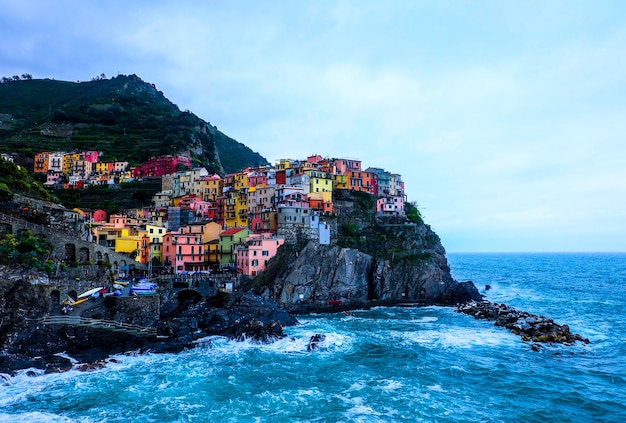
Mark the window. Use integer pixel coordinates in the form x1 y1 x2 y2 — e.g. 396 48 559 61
262 250 269 256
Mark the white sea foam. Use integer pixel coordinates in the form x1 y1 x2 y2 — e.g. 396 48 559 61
427 384 446 393
377 379 403 392
401 326 518 350
412 316 439 324
0 412 80 423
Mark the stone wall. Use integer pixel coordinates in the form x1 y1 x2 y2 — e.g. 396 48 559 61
106 295 160 327
0 211 145 273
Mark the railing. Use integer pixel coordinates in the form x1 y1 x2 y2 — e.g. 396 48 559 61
40 315 157 337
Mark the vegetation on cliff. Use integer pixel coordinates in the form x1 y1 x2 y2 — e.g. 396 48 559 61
335 190 439 263
51 178 162 214
0 157 52 202
0 230 54 274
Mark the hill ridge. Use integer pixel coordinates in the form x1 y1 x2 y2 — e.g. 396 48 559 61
0 74 268 174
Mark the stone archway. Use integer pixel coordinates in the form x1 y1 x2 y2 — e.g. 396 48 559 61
78 247 90 263
67 290 78 302
65 243 76 263
50 289 61 305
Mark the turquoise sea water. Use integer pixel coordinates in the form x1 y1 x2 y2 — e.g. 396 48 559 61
1 253 625 422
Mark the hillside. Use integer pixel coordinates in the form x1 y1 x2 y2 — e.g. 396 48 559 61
0 74 268 174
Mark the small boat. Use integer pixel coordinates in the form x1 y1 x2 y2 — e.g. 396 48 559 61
130 280 158 295
131 290 157 295
63 296 77 305
113 283 124 290
72 298 89 306
78 287 104 298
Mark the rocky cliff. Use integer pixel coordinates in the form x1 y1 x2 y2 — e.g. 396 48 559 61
248 191 482 311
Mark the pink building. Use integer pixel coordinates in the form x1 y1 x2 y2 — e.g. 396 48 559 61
376 196 405 216
179 195 216 221
81 151 99 163
248 169 269 187
307 155 323 164
236 233 285 276
334 158 362 174
162 230 206 273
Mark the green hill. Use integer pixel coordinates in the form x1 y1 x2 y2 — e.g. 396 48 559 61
0 74 268 174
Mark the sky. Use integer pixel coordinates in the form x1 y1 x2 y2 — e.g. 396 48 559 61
1 0 625 252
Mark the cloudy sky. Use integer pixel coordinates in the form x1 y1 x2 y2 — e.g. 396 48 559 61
2 0 625 252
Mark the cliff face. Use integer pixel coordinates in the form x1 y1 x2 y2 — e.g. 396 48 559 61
261 241 479 312
251 191 481 311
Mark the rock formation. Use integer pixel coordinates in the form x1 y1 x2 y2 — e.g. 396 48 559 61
248 192 483 311
0 274 297 375
457 300 590 348
254 241 481 313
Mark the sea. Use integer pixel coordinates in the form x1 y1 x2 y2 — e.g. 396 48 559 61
1 253 625 422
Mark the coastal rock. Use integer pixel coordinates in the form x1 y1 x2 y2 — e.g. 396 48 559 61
307 334 326 351
0 276 298 374
253 241 482 312
456 301 590 346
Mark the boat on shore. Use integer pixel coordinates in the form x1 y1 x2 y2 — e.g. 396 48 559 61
77 287 104 298
130 279 158 295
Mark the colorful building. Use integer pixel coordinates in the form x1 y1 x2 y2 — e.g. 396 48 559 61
236 233 285 276
218 227 250 267
376 196 405 216
131 155 191 179
162 229 206 273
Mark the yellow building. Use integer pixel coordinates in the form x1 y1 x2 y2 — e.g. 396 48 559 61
114 228 146 262
145 224 167 263
309 170 333 195
333 173 348 190
62 153 81 174
275 158 293 171
223 189 237 229
198 174 223 202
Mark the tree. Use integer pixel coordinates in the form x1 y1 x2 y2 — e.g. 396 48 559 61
0 183 13 203
405 202 423 225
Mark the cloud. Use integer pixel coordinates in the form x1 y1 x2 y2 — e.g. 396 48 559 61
2 0 626 251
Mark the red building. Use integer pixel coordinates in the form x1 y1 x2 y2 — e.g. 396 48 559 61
131 155 191 178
